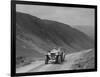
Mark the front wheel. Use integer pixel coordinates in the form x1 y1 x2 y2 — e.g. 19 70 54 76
45 55 49 64
56 55 62 64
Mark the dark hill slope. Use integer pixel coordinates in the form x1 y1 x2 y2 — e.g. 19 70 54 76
73 26 94 40
16 12 93 59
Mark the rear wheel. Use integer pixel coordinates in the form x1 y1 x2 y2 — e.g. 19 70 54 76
61 53 64 62
63 54 65 61
62 53 65 61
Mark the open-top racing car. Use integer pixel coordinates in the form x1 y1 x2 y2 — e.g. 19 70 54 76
45 47 65 64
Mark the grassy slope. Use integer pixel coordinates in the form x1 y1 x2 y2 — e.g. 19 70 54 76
73 26 94 40
71 50 95 70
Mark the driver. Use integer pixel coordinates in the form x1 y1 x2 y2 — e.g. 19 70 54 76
51 47 58 53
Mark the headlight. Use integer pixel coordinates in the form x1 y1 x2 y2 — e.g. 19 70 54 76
48 53 50 55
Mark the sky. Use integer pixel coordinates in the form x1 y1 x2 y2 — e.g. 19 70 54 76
16 4 95 27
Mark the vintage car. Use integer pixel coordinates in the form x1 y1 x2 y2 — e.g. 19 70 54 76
45 48 65 64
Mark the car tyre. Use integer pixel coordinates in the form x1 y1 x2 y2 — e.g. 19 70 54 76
45 55 49 64
57 55 62 64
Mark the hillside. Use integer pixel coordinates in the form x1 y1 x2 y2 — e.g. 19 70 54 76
16 12 94 67
73 26 94 40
